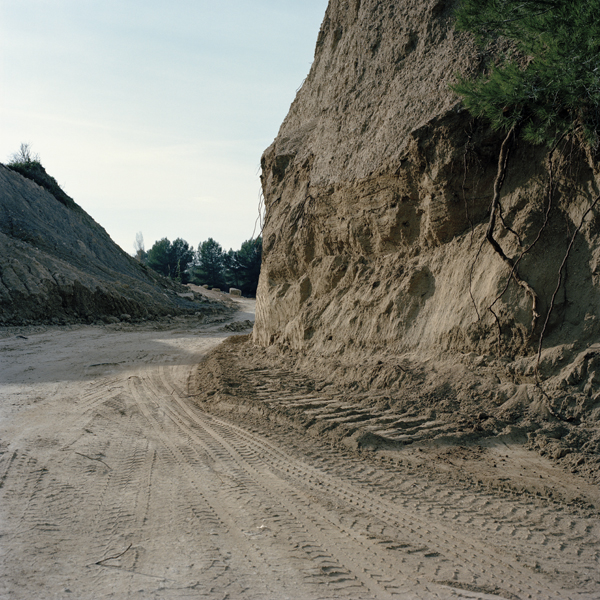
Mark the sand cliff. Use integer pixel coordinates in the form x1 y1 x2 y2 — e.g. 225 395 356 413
247 0 600 474
255 0 600 361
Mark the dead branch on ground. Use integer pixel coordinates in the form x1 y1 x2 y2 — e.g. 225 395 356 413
95 543 133 566
75 452 112 470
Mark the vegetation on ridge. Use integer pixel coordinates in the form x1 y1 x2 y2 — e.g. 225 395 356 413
5 144 261 297
452 0 600 371
452 0 600 148
7 143 80 212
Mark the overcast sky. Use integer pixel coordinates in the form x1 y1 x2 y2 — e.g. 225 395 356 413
0 0 328 254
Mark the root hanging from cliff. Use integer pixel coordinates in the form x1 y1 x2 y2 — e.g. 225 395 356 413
252 189 265 240
485 127 541 345
535 193 600 381
468 238 485 321
467 129 516 325
486 131 570 353
461 127 476 248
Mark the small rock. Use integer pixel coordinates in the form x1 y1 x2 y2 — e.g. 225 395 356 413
554 447 570 459
221 320 254 332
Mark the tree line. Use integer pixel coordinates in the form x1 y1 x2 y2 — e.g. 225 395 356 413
134 233 262 297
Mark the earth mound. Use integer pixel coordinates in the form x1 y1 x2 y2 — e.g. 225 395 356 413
0 163 231 325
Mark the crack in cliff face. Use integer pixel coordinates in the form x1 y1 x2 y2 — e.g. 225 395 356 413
254 0 600 365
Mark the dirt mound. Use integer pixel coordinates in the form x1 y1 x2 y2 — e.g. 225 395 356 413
240 0 600 476
0 164 232 325
194 337 600 494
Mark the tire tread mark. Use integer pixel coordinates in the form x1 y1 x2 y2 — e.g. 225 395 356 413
166 386 574 600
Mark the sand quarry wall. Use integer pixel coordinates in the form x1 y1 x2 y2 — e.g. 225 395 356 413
254 0 600 364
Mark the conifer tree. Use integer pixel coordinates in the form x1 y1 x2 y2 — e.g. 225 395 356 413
452 0 600 365
453 0 600 147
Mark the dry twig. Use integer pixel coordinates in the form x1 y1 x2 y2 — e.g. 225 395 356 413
75 452 112 471
95 543 133 566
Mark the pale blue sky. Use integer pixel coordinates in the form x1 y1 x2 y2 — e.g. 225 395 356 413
0 0 328 253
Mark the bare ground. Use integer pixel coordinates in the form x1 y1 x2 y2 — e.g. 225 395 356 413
1 301 599 599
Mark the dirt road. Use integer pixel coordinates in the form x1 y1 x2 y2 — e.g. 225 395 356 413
1 302 599 599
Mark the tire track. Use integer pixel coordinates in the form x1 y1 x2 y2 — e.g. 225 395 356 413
176 405 549 599
208 410 600 598
129 371 400 599
128 374 325 599
164 361 600 599
143 366 576 599
3 323 598 599
227 412 600 574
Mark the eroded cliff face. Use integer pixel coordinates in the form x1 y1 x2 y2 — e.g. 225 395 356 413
255 0 600 363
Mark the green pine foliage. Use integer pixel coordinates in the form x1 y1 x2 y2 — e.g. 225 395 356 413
144 234 262 295
227 237 262 296
193 238 226 288
452 0 600 147
147 237 194 283
192 237 262 295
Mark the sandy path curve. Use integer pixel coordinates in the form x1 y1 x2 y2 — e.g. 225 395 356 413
1 304 599 599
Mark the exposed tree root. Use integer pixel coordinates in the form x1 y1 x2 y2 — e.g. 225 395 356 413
497 201 523 246
486 131 569 353
252 189 266 240
461 127 476 247
485 126 541 339
468 237 486 320
535 193 600 381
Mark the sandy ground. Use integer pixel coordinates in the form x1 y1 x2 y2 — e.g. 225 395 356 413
1 300 599 600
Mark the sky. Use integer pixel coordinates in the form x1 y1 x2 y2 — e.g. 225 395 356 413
0 0 328 254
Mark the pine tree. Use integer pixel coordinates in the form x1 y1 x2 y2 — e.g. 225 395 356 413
224 238 262 296
193 238 226 288
451 0 600 364
147 237 193 282
452 0 600 147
